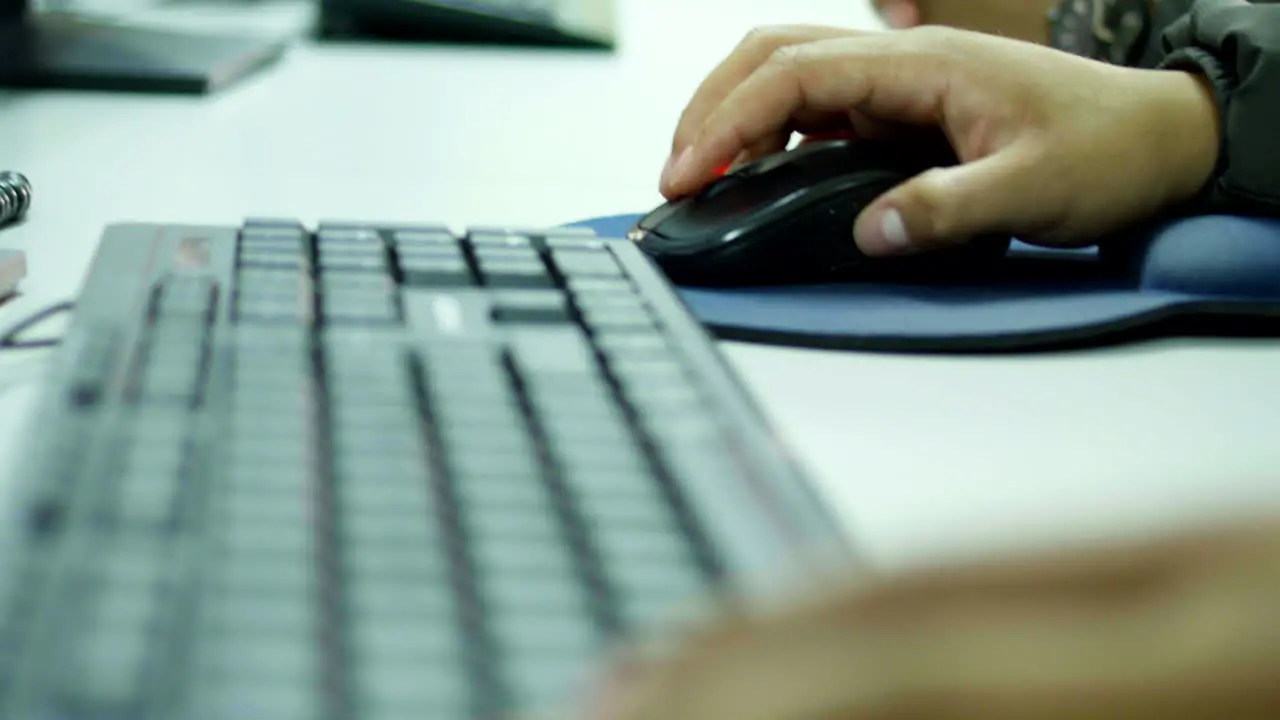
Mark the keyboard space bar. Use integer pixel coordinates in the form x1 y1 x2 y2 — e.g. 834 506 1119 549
401 290 494 340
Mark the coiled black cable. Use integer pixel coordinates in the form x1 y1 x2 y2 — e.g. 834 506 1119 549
0 172 32 226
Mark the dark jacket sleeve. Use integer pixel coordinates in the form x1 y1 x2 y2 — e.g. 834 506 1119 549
1156 0 1280 216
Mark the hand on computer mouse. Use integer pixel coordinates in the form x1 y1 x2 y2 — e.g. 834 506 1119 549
579 518 1280 720
658 25 1219 258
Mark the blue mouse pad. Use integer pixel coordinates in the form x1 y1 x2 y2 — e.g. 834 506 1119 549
563 213 1280 352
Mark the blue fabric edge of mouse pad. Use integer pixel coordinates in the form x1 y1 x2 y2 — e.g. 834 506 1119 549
561 213 1280 353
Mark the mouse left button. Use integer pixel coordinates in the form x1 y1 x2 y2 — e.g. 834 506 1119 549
632 197 684 235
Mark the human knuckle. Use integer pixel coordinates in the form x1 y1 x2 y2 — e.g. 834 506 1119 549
766 44 816 77
740 25 788 52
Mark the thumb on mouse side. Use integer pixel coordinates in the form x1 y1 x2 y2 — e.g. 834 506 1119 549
852 151 1032 255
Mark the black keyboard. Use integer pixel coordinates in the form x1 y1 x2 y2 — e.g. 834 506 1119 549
0 219 847 719
317 0 617 50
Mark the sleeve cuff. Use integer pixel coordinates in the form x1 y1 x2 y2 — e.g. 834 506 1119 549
1156 46 1234 210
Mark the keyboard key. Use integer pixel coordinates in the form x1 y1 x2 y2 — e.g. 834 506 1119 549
322 272 394 293
551 249 622 277
462 498 564 538
453 475 548 510
479 572 590 615
468 225 553 240
471 231 533 250
205 592 315 636
491 290 571 323
66 623 151 708
567 277 633 294
440 425 533 455
544 234 606 250
236 296 308 323
449 450 544 481
199 621 316 673
508 328 597 375
346 549 445 592
116 474 182 528
137 355 205 403
613 561 709 606
322 292 399 324
573 493 680 532
241 225 306 251
580 306 657 331
351 616 460 661
347 578 456 620
193 673 321 719
475 246 540 264
66 329 117 406
393 228 457 249
607 356 688 384
559 467 662 500
343 508 439 547
471 533 576 575
572 288 649 309
238 238 301 255
218 550 318 595
63 566 163 707
532 393 626 424
479 258 553 288
490 610 599 655
321 253 388 273
239 244 303 267
593 516 693 558
319 227 383 246
155 275 217 321
244 217 305 229
400 256 474 287
552 443 650 476
542 225 597 237
331 431 424 460
337 478 435 517
353 658 471 717
238 267 304 291
397 244 466 265
225 510 313 556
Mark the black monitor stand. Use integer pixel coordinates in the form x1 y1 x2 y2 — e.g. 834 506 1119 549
0 0 289 94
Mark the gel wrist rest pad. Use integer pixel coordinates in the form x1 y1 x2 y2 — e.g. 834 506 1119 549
563 214 1280 353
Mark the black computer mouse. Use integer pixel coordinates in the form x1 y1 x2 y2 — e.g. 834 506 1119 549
628 138 1012 287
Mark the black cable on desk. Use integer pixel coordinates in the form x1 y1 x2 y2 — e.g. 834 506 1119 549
0 301 75 350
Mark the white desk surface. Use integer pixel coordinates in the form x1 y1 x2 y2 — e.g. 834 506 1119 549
2 0 1279 573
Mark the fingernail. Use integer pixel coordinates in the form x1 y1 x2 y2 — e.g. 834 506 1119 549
662 146 694 190
661 150 681 188
878 208 911 249
880 0 919 28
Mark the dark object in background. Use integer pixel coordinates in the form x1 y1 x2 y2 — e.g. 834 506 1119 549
317 0 617 49
0 171 31 226
0 0 288 94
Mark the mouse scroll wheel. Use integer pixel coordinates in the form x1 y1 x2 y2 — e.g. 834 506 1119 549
702 174 746 199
